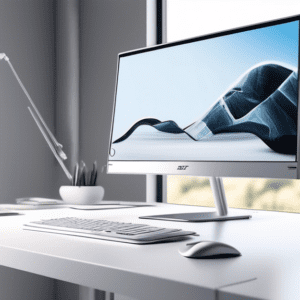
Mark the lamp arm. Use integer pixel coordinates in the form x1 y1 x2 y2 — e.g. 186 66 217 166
28 107 72 182
7 59 67 160
0 53 72 182
0 53 67 161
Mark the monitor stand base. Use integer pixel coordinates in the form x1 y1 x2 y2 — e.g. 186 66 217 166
139 211 251 222
143 176 252 222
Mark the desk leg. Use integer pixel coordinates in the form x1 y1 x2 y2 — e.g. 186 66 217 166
79 286 114 300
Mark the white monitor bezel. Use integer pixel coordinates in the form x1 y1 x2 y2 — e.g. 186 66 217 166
107 15 300 180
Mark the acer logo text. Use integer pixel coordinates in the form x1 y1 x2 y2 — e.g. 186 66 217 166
177 166 188 170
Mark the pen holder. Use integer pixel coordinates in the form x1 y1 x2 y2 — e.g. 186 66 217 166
59 186 105 205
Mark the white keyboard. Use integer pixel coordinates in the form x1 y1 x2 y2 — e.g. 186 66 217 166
24 217 196 244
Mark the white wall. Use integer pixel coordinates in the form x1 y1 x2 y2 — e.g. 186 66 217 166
0 0 59 202
0 1 58 299
79 0 147 201
0 1 147 299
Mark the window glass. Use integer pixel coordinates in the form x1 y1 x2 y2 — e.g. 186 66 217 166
166 0 300 213
167 0 300 42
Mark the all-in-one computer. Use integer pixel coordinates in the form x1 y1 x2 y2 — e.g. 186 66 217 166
24 15 300 246
107 15 300 222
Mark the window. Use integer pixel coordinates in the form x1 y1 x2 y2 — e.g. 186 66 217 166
166 0 300 213
167 0 300 42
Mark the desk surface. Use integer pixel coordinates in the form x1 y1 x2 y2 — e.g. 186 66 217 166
0 203 299 300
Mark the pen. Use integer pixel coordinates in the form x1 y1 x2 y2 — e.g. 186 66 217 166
78 161 86 186
81 162 87 186
90 161 97 186
93 169 98 186
86 170 92 186
73 163 79 186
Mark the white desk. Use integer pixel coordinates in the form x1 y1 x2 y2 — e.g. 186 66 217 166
0 203 299 300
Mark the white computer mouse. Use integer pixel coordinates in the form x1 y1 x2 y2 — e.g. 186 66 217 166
179 241 241 259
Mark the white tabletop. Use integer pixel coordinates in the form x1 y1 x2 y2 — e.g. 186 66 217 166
0 203 298 300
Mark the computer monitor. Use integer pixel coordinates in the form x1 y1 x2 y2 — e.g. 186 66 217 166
107 15 300 222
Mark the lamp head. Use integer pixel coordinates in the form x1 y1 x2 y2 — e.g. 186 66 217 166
0 53 9 61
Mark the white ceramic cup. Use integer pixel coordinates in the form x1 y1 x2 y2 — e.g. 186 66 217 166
59 186 105 205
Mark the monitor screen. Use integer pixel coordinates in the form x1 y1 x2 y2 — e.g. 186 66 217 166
108 16 300 179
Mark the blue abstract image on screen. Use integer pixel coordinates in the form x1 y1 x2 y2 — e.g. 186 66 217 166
111 20 299 162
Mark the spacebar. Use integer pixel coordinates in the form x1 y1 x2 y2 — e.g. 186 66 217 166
115 228 181 236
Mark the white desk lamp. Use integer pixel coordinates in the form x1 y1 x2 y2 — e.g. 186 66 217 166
0 53 72 182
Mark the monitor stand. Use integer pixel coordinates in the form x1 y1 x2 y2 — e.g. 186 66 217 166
140 176 251 222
